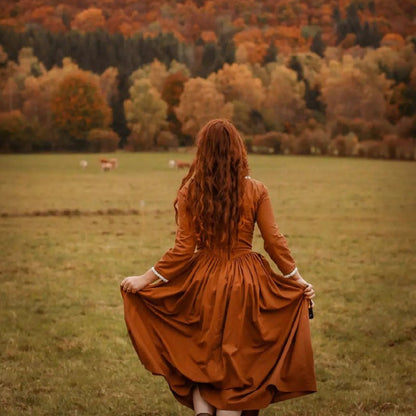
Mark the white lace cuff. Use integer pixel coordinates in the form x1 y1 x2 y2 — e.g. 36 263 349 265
151 267 168 283
283 267 298 278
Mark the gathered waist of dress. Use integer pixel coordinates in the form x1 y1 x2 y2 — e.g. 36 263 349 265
195 245 253 260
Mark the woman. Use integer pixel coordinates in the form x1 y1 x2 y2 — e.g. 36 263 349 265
121 119 316 416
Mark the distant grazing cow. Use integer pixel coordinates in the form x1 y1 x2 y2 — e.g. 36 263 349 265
168 160 191 169
100 158 118 171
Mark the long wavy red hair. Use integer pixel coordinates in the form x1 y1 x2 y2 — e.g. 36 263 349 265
175 119 249 250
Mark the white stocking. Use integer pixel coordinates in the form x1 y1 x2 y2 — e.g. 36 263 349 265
193 385 215 415
217 410 242 416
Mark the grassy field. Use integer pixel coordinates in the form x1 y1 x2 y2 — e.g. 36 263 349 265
0 153 415 416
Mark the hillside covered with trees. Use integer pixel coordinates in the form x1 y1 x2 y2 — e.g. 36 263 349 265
0 0 415 158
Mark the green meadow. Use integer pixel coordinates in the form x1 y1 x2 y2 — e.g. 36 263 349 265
0 153 415 416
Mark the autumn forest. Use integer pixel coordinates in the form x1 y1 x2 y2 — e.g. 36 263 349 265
0 0 415 158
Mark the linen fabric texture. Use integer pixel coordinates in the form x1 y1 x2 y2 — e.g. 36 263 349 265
121 178 316 414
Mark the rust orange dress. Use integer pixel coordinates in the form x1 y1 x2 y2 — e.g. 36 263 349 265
121 178 316 414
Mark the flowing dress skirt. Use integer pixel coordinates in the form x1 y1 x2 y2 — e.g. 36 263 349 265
122 249 316 414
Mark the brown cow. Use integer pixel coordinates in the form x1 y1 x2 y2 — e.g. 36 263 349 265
168 160 191 169
100 158 118 171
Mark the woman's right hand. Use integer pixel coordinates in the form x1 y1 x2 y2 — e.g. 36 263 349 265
292 271 315 300
120 269 158 293
120 275 149 293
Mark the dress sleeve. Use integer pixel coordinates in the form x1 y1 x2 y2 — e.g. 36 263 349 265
152 190 197 282
256 184 297 276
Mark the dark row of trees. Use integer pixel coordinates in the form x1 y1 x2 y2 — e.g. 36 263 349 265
0 25 237 76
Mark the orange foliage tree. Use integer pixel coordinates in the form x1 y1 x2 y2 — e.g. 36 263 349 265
234 28 269 64
51 72 112 150
28 6 66 32
380 33 406 50
176 1 217 42
71 8 106 32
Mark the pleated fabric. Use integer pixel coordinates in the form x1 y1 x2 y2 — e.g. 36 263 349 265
121 178 316 413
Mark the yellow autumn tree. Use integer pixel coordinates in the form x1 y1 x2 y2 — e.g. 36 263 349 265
209 63 265 108
175 77 233 138
263 65 307 131
320 56 392 122
209 63 265 134
124 78 167 150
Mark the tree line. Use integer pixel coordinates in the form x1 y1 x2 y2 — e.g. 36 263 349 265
0 18 415 159
0 24 236 143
